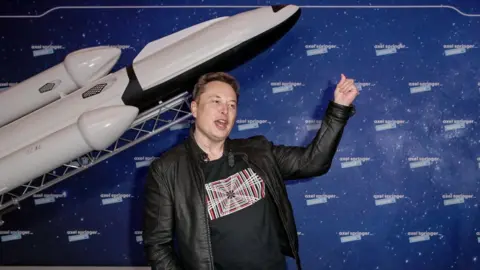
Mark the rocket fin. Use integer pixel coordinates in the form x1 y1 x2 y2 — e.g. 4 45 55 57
133 16 228 64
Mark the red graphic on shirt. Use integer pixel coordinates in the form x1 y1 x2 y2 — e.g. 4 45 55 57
205 168 265 221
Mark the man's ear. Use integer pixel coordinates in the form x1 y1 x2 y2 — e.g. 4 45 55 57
191 100 198 118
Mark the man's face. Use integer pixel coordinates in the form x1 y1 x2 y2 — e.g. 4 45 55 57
191 81 238 142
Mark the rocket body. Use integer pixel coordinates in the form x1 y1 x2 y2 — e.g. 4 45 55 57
0 5 301 195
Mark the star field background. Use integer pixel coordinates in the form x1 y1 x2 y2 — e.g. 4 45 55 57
0 0 480 269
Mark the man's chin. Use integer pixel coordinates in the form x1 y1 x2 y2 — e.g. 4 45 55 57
211 128 231 139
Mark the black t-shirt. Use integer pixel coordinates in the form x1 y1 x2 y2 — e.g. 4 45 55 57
201 154 286 270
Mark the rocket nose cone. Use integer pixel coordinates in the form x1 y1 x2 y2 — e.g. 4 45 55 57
271 5 287 13
64 46 122 87
271 4 300 17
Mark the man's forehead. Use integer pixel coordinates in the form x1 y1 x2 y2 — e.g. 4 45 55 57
204 84 236 99
206 93 237 102
204 81 234 91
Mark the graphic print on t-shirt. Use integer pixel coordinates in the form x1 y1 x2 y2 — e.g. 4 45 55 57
205 167 265 221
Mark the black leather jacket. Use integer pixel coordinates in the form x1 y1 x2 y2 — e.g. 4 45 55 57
142 101 355 270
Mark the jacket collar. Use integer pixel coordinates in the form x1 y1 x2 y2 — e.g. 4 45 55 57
186 124 233 163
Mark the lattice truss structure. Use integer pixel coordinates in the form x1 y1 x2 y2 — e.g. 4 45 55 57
0 92 193 224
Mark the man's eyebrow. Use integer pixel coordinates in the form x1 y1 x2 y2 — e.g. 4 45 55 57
206 95 236 103
205 94 218 99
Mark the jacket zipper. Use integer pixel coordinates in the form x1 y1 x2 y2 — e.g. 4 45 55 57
237 153 299 264
192 158 215 270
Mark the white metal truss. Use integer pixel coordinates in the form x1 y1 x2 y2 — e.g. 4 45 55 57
0 91 193 224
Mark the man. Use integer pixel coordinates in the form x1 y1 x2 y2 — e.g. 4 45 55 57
142 71 359 270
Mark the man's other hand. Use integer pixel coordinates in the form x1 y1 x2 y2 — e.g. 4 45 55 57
333 74 359 106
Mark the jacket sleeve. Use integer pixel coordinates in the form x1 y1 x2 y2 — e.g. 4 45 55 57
268 101 354 180
143 161 183 270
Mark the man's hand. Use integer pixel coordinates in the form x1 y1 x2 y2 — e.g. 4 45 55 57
333 74 359 106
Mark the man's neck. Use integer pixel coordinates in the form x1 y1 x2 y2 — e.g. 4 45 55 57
193 128 225 160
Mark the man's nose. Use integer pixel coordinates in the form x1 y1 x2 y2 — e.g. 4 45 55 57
219 103 228 114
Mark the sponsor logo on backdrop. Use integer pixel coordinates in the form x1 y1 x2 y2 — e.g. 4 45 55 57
270 81 304 94
407 156 440 169
443 44 476 56
354 81 375 92
407 231 441 243
32 191 67 206
442 119 475 131
373 194 406 206
66 230 100 242
236 119 271 131
477 232 480 243
0 230 33 242
338 231 372 243
339 156 372 168
373 119 407 131
374 43 407 56
100 193 133 205
304 44 339 56
304 119 322 131
106 44 135 51
0 82 18 91
409 81 442 94
442 193 475 206
31 44 65 57
134 230 143 244
477 157 480 169
304 193 339 206
134 156 157 168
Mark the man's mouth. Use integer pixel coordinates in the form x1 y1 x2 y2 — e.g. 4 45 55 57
214 119 228 129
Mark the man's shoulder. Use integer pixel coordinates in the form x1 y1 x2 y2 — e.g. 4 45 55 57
230 135 271 150
149 142 187 171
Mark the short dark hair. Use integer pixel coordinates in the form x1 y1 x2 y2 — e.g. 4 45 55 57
192 72 240 102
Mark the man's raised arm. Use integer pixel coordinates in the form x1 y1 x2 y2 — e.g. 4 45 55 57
267 74 359 180
143 162 183 270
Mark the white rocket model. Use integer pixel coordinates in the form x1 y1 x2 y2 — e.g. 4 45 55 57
0 5 301 195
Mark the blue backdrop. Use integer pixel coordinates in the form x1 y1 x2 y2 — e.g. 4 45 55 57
1 1 479 269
